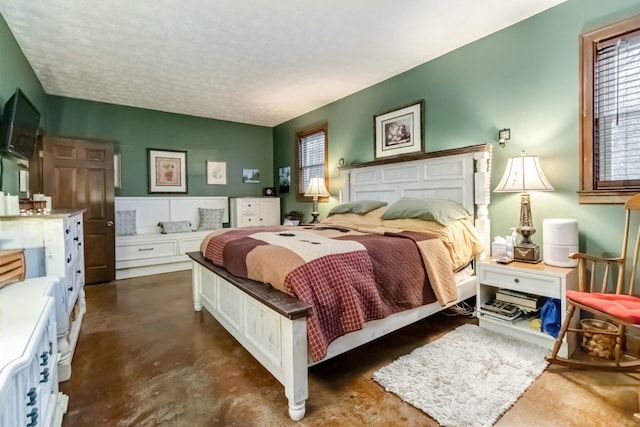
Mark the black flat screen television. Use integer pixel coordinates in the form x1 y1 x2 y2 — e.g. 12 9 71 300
0 88 41 161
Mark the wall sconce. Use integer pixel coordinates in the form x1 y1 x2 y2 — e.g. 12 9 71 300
498 128 511 147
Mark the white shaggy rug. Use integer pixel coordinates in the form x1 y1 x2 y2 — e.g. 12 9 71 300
373 324 549 427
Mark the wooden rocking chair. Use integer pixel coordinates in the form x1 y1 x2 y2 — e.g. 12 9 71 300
546 193 640 371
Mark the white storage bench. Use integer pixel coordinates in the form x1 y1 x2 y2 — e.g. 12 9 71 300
115 197 228 279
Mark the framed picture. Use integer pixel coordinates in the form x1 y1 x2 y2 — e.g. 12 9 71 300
242 168 260 183
278 166 290 193
114 153 121 189
206 161 227 185
374 100 424 159
148 148 187 193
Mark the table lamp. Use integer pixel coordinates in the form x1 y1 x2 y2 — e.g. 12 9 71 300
494 151 554 263
304 176 330 223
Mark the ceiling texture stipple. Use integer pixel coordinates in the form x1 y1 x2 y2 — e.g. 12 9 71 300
0 0 566 127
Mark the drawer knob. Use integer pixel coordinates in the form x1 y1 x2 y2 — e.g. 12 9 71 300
74 236 79 241
40 367 50 383
40 351 49 366
68 286 74 292
26 387 37 406
139 248 153 251
26 408 38 426
514 278 520 283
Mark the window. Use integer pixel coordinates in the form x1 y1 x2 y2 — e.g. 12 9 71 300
579 15 640 204
296 123 328 199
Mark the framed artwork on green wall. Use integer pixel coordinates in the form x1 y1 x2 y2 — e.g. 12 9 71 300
374 100 424 159
207 161 226 185
148 148 188 193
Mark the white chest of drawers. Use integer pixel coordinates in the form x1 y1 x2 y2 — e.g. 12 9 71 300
0 277 69 427
230 197 280 228
0 210 86 381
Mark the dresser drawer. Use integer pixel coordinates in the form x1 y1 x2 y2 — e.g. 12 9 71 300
478 265 562 298
240 199 258 212
238 214 259 227
116 240 177 261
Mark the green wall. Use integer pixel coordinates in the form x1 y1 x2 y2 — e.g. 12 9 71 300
46 96 273 197
0 13 46 194
274 0 640 257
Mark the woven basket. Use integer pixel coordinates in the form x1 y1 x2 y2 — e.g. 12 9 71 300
580 319 618 360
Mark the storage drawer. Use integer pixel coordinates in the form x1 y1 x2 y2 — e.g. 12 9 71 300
478 266 561 298
179 238 204 254
238 214 259 227
241 199 257 212
116 240 177 261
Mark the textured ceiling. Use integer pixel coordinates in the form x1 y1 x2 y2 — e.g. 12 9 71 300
0 0 566 127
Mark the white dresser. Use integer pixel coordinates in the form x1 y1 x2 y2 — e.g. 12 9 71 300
0 277 69 427
230 197 280 227
0 210 86 381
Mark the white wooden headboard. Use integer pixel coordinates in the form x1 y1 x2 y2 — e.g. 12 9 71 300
115 196 229 234
339 144 492 259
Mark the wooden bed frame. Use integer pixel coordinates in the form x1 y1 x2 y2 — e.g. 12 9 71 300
189 144 492 420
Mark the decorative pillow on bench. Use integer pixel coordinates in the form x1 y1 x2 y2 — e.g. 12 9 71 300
198 208 224 230
157 220 192 234
116 210 137 236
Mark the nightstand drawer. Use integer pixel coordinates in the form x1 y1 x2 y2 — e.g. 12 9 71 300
478 266 561 298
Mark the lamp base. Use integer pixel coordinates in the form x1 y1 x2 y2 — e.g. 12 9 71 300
514 243 541 263
310 213 320 223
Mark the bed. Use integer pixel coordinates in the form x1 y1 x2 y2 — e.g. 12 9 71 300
188 143 492 420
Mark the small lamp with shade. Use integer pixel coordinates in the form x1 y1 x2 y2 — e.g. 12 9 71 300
304 176 330 223
494 150 554 263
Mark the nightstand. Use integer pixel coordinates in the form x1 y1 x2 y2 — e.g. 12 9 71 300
476 260 578 358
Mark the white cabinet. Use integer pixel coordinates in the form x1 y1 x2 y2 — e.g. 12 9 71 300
0 277 69 427
476 260 578 357
230 197 280 227
0 210 86 381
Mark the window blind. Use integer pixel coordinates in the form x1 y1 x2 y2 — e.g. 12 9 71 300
298 129 326 193
595 31 640 188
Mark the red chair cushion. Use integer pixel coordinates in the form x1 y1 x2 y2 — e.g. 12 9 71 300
566 290 640 324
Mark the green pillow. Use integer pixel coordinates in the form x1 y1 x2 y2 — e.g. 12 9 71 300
328 200 388 216
381 197 471 226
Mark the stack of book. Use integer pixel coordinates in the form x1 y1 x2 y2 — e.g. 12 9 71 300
480 289 545 323
496 289 543 309
480 299 523 322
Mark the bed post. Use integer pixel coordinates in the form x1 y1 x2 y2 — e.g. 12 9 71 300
192 261 203 311
281 317 308 420
473 145 492 260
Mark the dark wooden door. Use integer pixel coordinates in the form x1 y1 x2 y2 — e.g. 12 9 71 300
43 137 115 284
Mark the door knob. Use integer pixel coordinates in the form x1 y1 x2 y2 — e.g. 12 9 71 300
107 221 114 226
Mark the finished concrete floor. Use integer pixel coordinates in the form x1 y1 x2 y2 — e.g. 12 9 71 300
61 271 640 426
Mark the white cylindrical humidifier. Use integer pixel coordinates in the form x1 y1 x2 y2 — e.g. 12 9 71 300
543 218 579 267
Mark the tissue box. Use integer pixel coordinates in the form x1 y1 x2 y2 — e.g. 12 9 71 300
492 242 506 258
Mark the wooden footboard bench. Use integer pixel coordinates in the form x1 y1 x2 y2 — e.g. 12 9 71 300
188 251 311 420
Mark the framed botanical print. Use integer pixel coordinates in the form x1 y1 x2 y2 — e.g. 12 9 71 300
374 100 424 159
206 161 227 185
148 148 187 193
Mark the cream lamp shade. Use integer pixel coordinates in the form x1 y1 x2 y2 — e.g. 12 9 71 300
305 176 330 223
494 152 554 193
